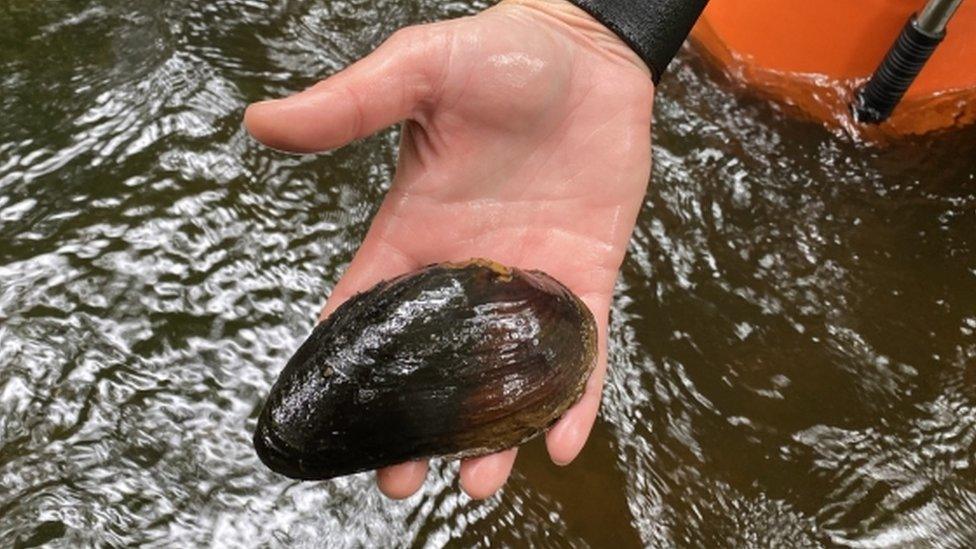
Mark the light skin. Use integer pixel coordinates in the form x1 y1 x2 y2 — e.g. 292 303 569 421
245 0 654 499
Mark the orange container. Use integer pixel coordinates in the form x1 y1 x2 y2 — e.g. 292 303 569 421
690 0 976 137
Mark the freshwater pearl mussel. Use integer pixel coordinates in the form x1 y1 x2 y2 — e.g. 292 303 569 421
254 259 597 480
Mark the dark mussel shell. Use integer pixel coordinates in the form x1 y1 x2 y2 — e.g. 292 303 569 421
254 259 597 480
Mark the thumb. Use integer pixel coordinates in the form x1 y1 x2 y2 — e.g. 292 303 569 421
244 25 447 153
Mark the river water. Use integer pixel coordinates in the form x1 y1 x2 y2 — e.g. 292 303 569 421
2 0 975 547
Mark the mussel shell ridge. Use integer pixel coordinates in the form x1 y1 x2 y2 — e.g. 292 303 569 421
254 259 597 480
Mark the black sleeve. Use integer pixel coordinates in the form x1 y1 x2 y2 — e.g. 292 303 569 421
567 0 710 84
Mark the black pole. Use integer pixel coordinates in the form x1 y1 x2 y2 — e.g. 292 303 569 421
852 0 964 124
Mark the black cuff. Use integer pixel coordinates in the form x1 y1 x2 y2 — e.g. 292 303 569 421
567 0 709 84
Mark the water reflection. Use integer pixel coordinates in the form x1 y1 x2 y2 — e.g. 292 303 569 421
1 0 974 546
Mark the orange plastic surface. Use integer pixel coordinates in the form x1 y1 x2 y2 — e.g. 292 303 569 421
690 0 976 137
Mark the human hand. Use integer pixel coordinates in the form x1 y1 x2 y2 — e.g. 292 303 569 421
245 0 653 500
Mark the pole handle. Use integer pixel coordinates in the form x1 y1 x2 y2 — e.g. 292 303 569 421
852 16 943 124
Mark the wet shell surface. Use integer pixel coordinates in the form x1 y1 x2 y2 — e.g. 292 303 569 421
253 259 597 480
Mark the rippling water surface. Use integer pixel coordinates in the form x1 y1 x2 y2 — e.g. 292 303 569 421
2 1 975 546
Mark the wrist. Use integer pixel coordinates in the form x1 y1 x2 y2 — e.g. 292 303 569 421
494 0 652 78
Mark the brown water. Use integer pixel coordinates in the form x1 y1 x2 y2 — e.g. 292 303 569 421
2 0 975 546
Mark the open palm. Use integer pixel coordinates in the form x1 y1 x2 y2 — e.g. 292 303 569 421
245 0 654 499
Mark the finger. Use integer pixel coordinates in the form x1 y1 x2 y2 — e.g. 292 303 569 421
376 460 429 499
459 448 518 500
244 25 449 153
546 295 610 466
545 356 606 465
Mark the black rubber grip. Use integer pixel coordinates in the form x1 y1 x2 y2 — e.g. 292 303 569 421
853 16 944 124
568 0 710 84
